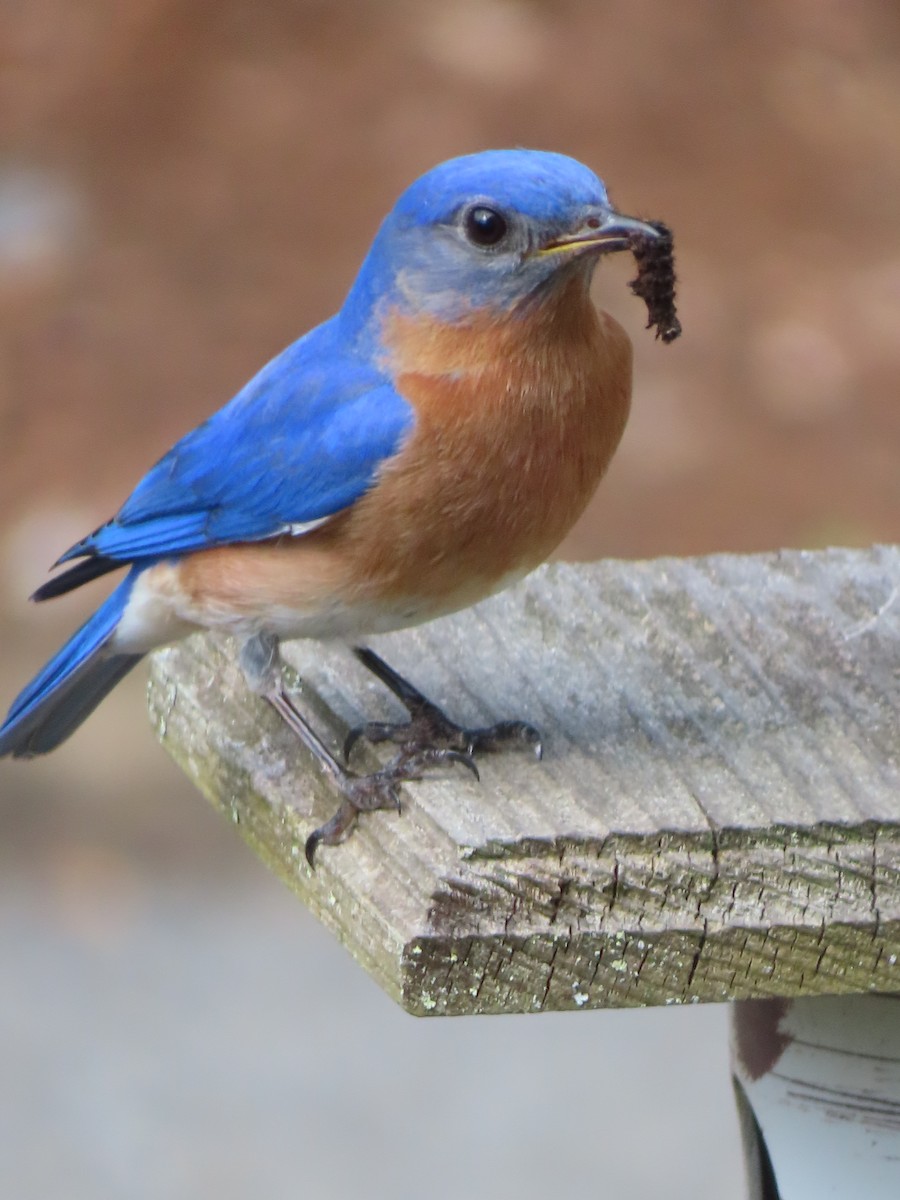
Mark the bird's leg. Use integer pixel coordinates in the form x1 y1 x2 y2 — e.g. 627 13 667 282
344 645 543 764
238 633 476 865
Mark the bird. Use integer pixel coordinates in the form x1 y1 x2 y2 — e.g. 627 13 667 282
0 149 678 863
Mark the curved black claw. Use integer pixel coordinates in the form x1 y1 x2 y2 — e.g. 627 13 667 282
305 798 363 867
462 720 543 760
398 745 481 782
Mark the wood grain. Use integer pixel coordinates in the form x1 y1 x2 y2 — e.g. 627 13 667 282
147 547 900 1014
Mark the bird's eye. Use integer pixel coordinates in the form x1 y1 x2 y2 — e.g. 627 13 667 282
463 205 509 248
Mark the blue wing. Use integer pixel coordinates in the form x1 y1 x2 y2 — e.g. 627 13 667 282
59 317 414 566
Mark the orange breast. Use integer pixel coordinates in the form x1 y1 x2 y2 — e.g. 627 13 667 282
177 273 632 630
340 272 633 603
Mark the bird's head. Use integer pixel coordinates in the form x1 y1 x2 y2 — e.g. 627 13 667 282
342 149 663 340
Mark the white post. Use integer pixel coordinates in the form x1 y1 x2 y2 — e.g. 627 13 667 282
732 996 900 1198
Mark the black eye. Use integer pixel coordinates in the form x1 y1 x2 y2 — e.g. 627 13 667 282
464 205 509 247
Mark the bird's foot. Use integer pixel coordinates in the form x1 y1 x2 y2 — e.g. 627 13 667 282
241 633 539 866
262 682 477 867
344 646 543 763
303 744 478 867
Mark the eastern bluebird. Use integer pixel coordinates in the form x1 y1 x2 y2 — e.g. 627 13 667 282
0 149 679 861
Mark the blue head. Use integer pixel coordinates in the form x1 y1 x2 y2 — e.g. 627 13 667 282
340 149 660 346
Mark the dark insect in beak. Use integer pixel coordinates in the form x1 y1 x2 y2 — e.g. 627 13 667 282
627 221 681 344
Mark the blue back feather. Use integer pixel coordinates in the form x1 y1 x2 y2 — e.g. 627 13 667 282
60 319 414 565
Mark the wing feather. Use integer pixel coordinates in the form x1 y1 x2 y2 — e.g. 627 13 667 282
57 319 414 569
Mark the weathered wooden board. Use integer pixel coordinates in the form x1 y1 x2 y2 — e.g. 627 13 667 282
147 547 900 1015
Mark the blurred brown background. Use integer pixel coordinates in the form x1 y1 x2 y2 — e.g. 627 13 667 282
0 3 898 1195
3 0 900 859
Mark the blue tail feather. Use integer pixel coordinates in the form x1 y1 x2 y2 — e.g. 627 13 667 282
0 571 143 758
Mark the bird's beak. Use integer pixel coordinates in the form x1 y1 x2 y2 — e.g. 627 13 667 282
537 209 662 258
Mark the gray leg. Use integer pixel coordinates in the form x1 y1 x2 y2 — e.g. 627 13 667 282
238 634 477 866
239 631 283 695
